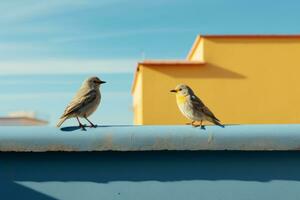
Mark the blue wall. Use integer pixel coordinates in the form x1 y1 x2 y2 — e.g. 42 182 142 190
1 151 300 200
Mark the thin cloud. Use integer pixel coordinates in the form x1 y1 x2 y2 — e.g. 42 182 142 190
51 27 196 43
0 43 38 51
0 92 72 100
0 59 137 75
0 91 129 100
0 0 120 24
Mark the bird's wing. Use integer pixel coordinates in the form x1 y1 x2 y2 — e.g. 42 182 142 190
190 95 220 122
60 89 97 118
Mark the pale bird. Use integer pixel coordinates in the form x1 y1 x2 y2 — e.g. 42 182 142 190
170 84 224 129
57 76 106 129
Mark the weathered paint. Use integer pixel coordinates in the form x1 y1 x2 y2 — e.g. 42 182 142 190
132 35 300 125
1 124 300 151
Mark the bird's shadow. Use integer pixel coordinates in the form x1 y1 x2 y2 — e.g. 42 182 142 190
60 126 86 132
60 124 132 132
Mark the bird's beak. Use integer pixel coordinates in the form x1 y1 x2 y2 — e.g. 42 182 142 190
170 89 177 93
99 80 106 84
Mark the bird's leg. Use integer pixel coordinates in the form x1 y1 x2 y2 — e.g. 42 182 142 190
84 117 97 128
200 120 205 129
76 117 85 129
192 121 200 127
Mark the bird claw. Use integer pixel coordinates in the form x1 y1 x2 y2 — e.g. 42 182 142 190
190 121 200 127
190 121 205 129
89 124 97 128
79 124 86 131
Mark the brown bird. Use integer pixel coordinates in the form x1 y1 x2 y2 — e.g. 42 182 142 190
57 76 106 129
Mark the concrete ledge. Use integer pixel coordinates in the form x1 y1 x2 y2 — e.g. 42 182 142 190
0 124 300 152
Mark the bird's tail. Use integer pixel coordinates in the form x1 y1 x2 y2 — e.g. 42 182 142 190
56 116 68 127
212 119 225 128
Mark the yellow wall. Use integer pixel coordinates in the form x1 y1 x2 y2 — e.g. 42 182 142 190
199 37 300 124
141 65 191 124
133 36 300 125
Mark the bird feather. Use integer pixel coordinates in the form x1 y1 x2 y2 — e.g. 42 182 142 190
60 89 97 118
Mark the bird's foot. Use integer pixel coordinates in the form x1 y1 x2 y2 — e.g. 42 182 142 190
200 125 206 130
191 121 200 127
89 124 97 128
79 124 86 131
84 117 97 128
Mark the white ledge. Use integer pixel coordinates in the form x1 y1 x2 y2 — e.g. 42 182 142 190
0 125 299 152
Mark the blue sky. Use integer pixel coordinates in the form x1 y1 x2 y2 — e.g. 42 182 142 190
0 0 300 125
1 0 300 72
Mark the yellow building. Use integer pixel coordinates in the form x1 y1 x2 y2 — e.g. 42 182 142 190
132 34 300 125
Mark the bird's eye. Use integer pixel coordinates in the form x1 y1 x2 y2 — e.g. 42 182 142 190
179 88 182 91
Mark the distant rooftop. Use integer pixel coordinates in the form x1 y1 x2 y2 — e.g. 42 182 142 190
0 117 48 126
8 111 36 118
0 111 48 126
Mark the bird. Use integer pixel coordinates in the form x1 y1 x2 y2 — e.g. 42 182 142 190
57 76 106 129
170 84 224 129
